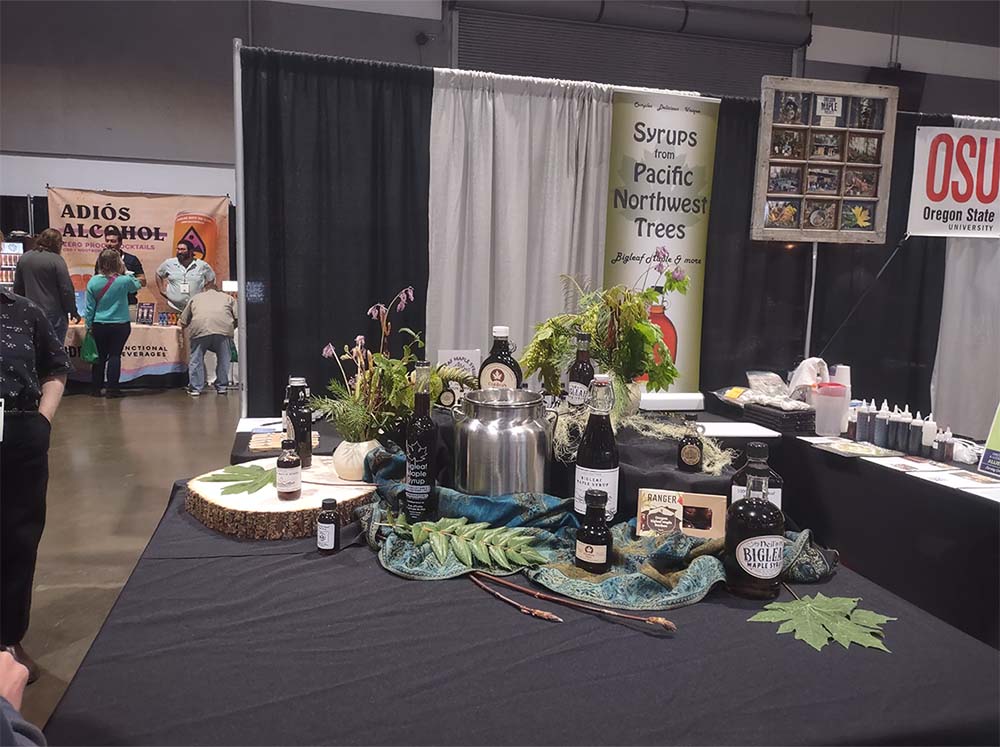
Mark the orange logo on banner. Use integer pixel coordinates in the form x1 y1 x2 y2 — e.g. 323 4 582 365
172 212 219 264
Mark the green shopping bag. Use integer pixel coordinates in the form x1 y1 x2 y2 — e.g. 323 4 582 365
229 339 238 363
81 331 99 364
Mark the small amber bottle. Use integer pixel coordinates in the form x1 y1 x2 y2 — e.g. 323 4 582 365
317 498 338 555
677 414 704 473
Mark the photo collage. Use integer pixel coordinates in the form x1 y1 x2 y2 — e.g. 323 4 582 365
764 91 886 232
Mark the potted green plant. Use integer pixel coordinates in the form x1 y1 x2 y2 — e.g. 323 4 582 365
519 277 684 417
312 287 475 479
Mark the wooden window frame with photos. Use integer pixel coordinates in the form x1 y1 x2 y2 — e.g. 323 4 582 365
751 76 898 244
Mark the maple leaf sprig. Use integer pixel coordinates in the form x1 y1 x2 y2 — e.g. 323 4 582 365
383 513 548 570
748 592 896 652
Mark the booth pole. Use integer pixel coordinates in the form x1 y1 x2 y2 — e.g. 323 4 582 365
803 241 817 359
233 37 249 418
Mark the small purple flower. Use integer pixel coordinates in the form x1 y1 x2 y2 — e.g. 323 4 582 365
654 262 666 274
354 335 366 348
322 343 336 359
672 267 686 281
405 286 415 302
367 303 386 320
653 246 668 262
396 298 407 312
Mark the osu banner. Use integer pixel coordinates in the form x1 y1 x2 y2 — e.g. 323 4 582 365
907 127 999 237
47 187 230 308
603 89 720 392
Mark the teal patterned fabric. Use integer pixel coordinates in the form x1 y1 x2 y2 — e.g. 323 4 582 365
359 446 839 610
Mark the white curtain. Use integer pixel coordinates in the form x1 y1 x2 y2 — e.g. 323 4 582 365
930 116 1000 439
426 69 613 360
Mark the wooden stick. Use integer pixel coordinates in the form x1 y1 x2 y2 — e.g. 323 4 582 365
473 572 676 632
782 581 801 600
468 574 563 623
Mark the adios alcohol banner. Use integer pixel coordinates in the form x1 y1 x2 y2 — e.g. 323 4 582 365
48 187 230 308
603 89 719 391
907 127 999 237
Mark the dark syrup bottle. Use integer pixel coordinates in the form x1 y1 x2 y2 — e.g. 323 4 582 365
478 325 522 390
287 377 312 469
575 489 612 574
725 474 785 600
405 361 438 522
676 413 703 473
317 498 338 555
566 332 595 408
729 441 783 509
574 374 619 520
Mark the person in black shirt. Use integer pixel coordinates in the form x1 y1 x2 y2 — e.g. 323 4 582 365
95 227 146 320
13 228 80 344
0 289 70 683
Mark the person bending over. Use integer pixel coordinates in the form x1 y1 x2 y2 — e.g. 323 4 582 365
179 281 237 396
1 289 69 686
84 249 141 398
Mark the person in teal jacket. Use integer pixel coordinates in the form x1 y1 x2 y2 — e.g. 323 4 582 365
85 249 142 398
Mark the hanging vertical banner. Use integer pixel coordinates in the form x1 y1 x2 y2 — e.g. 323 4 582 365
907 127 1000 237
603 89 720 392
47 187 230 309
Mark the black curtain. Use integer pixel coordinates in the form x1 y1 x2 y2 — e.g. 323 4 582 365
700 98 811 392
810 113 953 413
241 48 433 416
0 196 31 236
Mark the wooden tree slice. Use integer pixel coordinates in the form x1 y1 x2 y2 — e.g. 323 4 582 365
186 456 376 540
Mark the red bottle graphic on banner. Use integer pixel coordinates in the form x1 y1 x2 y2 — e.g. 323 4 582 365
649 304 678 364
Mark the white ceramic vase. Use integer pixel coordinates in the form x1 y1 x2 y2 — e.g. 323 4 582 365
332 439 381 481
623 381 643 416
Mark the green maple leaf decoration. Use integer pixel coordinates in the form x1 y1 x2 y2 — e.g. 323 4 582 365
199 465 277 495
385 513 548 569
748 593 897 652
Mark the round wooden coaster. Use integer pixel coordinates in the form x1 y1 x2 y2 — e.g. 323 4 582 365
186 456 376 540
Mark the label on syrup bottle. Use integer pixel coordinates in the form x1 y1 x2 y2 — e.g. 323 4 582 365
575 540 607 564
680 443 702 466
480 362 517 389
573 467 619 515
731 486 782 510
567 381 589 406
317 523 337 550
735 536 784 579
276 466 301 493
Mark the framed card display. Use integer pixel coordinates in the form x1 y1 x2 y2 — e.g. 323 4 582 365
752 76 898 244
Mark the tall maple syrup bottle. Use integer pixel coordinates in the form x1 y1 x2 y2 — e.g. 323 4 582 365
574 374 619 520
725 474 785 599
405 361 437 522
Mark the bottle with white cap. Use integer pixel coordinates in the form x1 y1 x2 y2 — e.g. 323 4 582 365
921 413 937 458
873 400 891 447
478 325 522 390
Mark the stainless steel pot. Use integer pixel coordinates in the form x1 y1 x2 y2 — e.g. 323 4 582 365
453 389 558 496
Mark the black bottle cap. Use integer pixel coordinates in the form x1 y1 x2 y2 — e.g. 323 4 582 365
683 413 697 421
577 332 591 341
747 441 768 460
584 489 608 507
281 439 296 450
321 498 337 511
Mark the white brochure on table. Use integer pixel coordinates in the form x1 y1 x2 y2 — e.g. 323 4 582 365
910 469 1000 491
861 456 953 473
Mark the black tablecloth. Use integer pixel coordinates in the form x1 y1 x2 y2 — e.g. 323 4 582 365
45 484 1000 746
776 437 1000 648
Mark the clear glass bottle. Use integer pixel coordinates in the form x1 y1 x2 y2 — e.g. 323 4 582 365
574 374 619 520
317 498 338 555
575 489 613 574
730 441 783 509
566 332 595 407
276 438 302 500
725 474 785 600
405 361 437 522
478 325 522 390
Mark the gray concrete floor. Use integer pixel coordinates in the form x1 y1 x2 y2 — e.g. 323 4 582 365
20 388 242 728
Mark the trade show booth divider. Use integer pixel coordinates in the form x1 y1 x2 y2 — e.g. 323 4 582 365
237 45 957 420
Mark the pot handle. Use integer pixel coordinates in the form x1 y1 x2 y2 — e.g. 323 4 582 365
451 403 466 422
545 405 559 432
